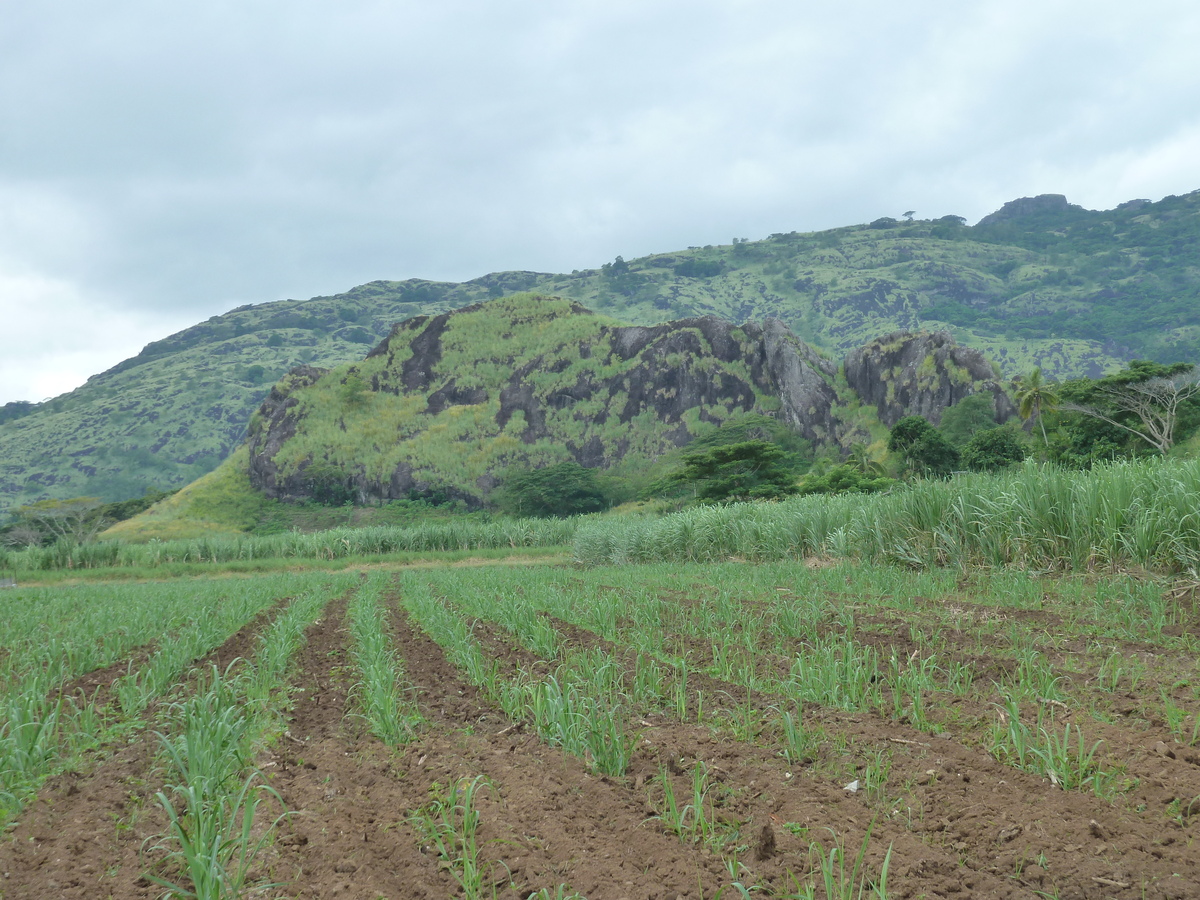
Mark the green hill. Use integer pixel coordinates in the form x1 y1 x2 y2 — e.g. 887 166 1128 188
243 295 852 508
2 188 1198 512
123 295 1008 532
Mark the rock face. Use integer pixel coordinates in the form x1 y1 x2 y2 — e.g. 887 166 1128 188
843 331 1016 428
245 366 327 494
246 297 1017 505
976 194 1083 226
245 298 848 505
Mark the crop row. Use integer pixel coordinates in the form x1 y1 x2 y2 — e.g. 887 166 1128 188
394 562 1198 807
145 584 335 896
0 574 343 824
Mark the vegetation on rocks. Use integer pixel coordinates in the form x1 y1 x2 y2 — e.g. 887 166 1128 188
4 188 1198 511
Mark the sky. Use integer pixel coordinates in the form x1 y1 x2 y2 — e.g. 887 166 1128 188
2 1 1199 404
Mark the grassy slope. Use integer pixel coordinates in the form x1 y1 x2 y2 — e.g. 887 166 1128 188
101 447 267 541
4 189 1198 511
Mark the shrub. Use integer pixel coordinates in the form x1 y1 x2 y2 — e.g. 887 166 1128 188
962 426 1027 472
797 464 895 496
495 462 611 518
888 416 960 477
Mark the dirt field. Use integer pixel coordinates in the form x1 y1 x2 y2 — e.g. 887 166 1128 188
2 562 1198 899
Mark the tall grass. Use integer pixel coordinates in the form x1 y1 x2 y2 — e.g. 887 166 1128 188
1 517 578 573
574 458 1200 574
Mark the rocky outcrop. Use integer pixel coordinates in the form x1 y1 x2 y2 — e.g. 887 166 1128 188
843 331 1016 428
976 194 1083 226
751 318 841 442
245 365 327 496
245 298 1017 505
245 299 848 504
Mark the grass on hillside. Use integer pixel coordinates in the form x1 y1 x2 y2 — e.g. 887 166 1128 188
101 447 268 542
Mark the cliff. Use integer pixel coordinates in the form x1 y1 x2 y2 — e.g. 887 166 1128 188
843 331 1017 427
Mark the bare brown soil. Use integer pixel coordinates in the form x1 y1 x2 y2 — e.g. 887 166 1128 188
3 575 1199 900
0 600 284 900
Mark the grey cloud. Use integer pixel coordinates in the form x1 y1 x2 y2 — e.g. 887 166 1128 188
1 1 1199 401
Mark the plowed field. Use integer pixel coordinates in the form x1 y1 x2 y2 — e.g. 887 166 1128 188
2 561 1198 899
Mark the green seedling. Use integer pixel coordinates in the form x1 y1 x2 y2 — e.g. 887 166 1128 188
780 820 893 900
409 775 500 900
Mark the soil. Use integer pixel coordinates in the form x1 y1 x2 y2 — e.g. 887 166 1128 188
2 573 1199 900
0 600 284 900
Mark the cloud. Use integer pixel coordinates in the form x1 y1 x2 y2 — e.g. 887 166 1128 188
1 1 1199 401
0 264 191 402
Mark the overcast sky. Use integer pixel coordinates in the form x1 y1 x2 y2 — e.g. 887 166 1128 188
2 1 1198 404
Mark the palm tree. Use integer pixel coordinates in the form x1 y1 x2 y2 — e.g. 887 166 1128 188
845 442 886 477
1015 368 1059 444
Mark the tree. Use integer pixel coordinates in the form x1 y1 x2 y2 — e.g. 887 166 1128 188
1060 362 1200 455
1014 368 1059 444
10 497 110 545
304 463 356 506
938 394 999 448
887 416 960 477
961 426 1026 472
496 461 611 517
844 442 886 477
667 440 799 503
902 210 916 222
1 524 43 549
600 256 630 278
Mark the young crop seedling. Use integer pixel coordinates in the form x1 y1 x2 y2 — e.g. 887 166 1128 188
409 775 503 900
147 665 290 900
773 706 822 767
649 760 741 855
779 820 893 900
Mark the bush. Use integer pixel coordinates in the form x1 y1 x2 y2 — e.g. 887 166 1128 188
673 258 723 278
797 464 896 496
962 427 1027 472
888 416 960 477
939 394 999 448
495 462 612 518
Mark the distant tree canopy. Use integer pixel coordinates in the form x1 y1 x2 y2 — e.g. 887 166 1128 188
797 464 895 496
666 440 799 504
599 255 645 295
494 461 611 518
0 400 38 426
673 258 723 278
938 394 1000 448
888 415 960 477
683 414 812 468
961 426 1027 472
0 488 175 547
1057 360 1200 456
644 414 811 503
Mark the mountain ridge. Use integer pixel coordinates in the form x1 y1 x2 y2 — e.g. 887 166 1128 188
2 187 1198 511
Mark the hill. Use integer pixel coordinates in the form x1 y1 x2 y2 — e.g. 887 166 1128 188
243 295 1010 510
2 188 1198 512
